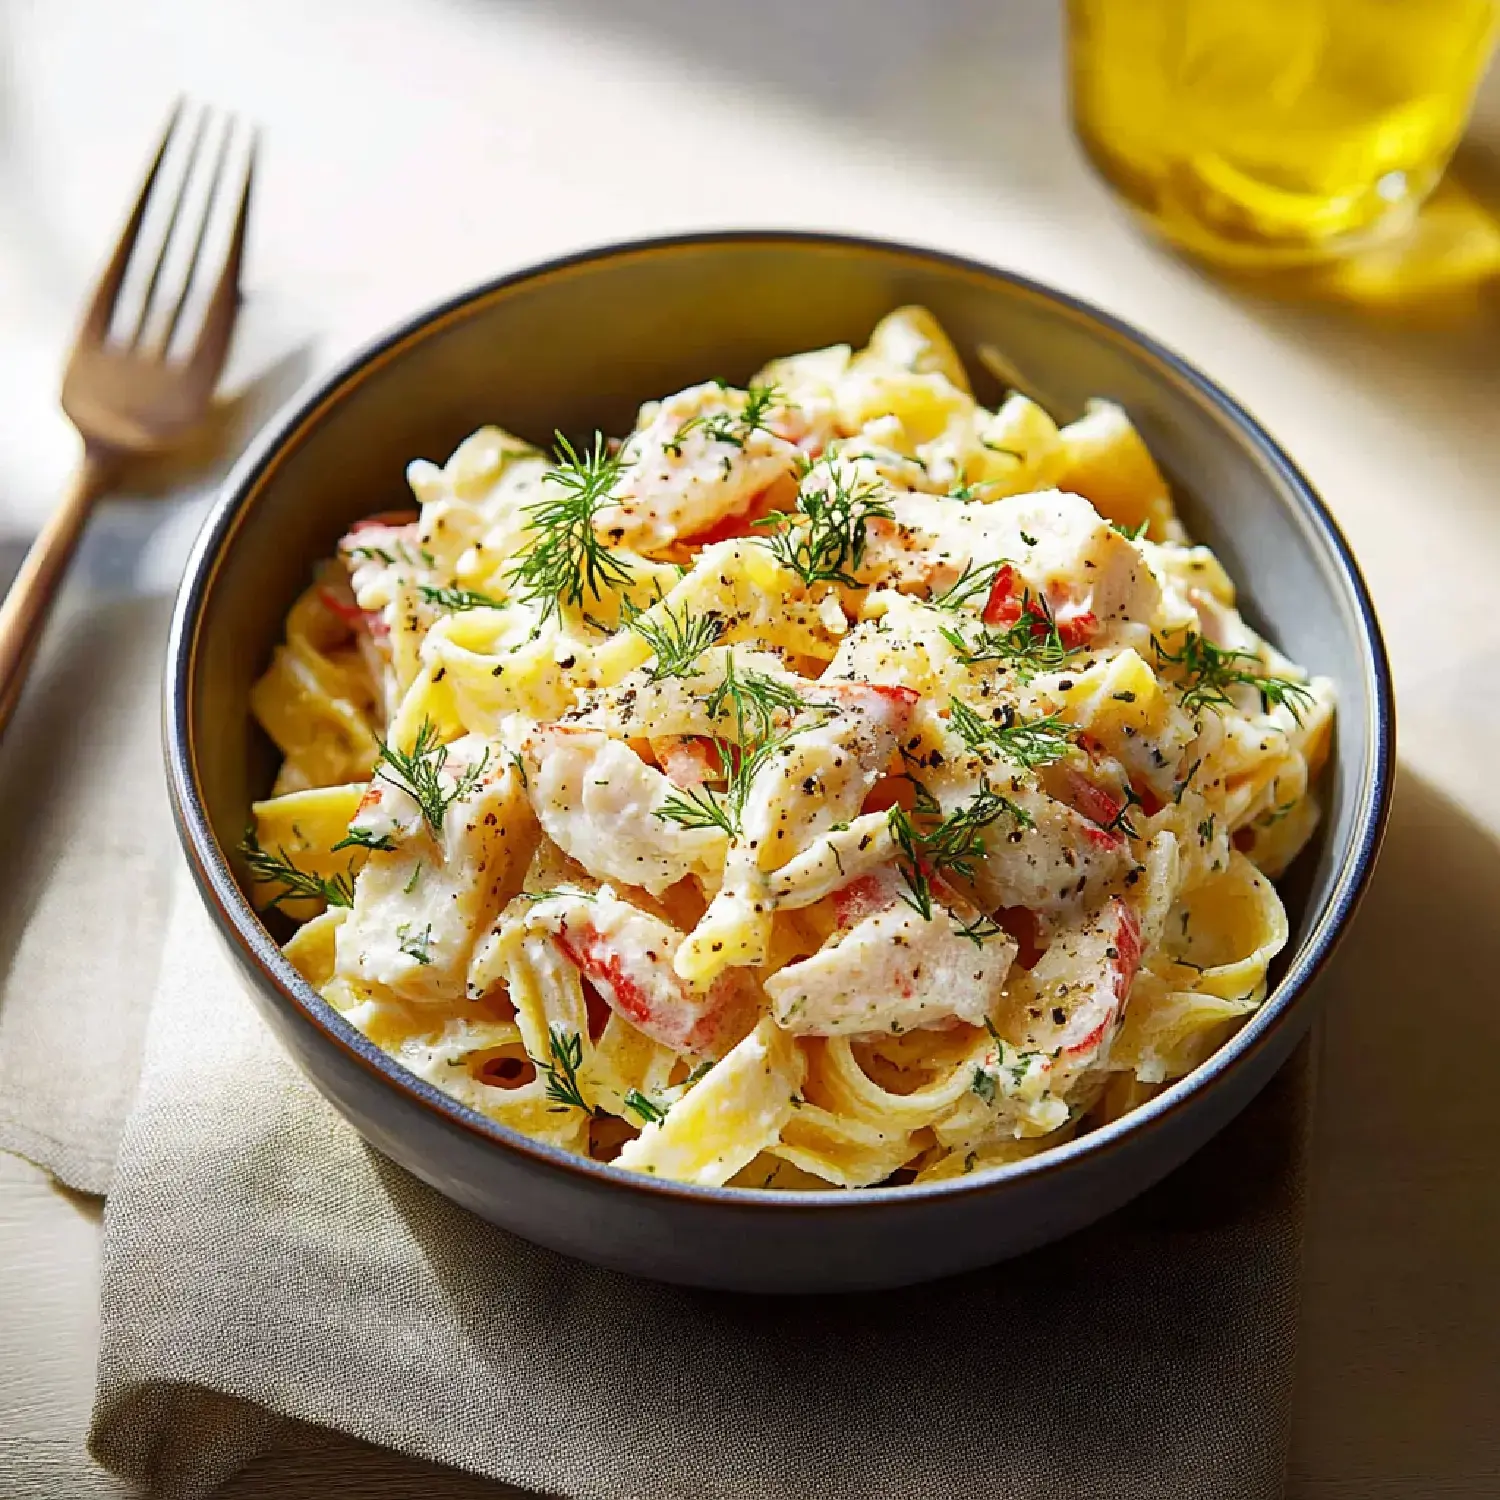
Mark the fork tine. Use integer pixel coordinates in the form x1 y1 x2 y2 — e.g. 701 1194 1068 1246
127 106 209 350
184 130 256 384
77 99 184 345
155 114 234 357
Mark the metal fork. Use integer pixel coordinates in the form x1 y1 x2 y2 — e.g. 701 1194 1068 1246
0 101 255 735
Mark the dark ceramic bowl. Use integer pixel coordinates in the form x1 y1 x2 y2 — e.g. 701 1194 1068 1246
166 233 1392 1293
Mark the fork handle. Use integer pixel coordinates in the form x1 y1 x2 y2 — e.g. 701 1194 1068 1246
0 447 119 737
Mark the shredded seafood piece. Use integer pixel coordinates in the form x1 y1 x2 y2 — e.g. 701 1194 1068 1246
765 867 1017 1036
673 678 917 986
247 306 1333 1189
517 723 727 896
596 381 803 551
495 886 757 1059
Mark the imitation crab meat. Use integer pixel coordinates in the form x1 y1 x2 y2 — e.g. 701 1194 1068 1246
594 382 803 551
519 887 758 1059
1006 895 1142 1074
518 724 727 896
764 866 1016 1036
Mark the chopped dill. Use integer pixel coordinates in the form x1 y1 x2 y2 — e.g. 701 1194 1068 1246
757 455 893 587
624 1089 669 1124
374 718 490 834
542 1026 594 1114
348 544 396 564
396 921 434 966
1099 784 1143 840
971 1065 998 1105
938 589 1083 681
417 584 505 612
240 831 356 910
506 432 635 619
931 557 1005 612
665 380 784 455
625 599 724 681
946 698 1073 770
1152 632 1314 723
1173 758 1202 804
332 827 397 853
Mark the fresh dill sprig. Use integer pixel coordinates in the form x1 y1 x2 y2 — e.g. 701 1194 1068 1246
374 718 489 834
971 1065 998 1105
887 780 1029 923
932 558 1005 612
919 783 1032 874
1100 784 1143 841
704 656 805 739
947 698 1073 770
1173 758 1202 804
972 1042 1046 1104
738 380 782 438
624 1089 669 1124
332 827 397 853
665 380 783 456
901 768 945 819
938 590 1083 681
1111 518 1150 541
953 911 1007 948
1152 632 1315 723
542 1026 594 1114
506 432 635 619
656 656 807 839
758 457 894 587
347 544 396 565
886 807 935 919
657 782 737 838
417 584 505 612
705 662 806 818
396 921 434 966
626 600 724 682
544 1034 592 1114
945 470 999 504
240 831 356 910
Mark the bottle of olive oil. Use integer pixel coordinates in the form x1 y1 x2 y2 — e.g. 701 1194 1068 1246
1068 0 1499 267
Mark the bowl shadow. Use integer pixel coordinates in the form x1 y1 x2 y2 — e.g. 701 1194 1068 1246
1287 766 1500 1495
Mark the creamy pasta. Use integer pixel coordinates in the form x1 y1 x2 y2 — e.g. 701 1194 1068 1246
245 307 1333 1189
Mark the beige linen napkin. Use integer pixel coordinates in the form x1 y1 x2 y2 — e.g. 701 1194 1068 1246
0 592 179 1193
88 870 1313 1500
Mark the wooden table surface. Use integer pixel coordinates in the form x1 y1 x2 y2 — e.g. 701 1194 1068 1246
2 1 1498 1494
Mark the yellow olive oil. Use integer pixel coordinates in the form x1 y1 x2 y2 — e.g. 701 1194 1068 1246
1069 0 1499 266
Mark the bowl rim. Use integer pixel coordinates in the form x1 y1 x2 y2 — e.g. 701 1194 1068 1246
165 228 1395 1212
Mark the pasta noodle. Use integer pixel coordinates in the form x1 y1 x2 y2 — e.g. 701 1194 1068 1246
244 307 1333 1189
